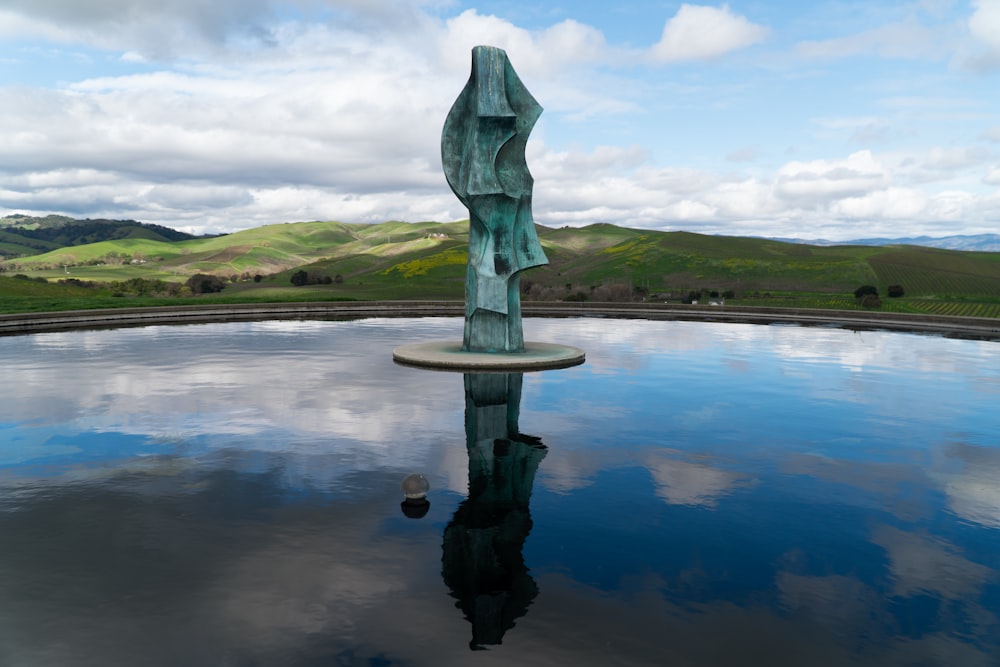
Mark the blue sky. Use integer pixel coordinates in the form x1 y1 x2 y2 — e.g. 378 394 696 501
1 0 999 240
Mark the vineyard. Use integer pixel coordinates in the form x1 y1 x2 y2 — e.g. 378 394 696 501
900 301 1000 318
713 292 1000 319
869 248 1000 297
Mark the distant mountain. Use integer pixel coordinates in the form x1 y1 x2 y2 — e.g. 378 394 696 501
774 233 1000 252
0 214 203 257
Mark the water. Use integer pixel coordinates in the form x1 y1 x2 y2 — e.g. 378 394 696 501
1 317 999 666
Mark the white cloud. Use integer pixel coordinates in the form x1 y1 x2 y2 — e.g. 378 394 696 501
705 178 780 218
725 146 757 162
796 18 954 61
981 126 1000 142
0 1 277 59
649 4 768 63
925 189 977 220
0 9 85 44
775 150 890 204
968 0 1000 53
831 186 928 219
0 0 447 57
440 10 609 77
814 116 894 146
922 145 992 170
0 1 998 240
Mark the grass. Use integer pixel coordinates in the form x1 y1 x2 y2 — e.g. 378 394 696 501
2 221 999 317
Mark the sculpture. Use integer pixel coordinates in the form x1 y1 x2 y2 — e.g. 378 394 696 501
394 46 583 370
442 46 548 353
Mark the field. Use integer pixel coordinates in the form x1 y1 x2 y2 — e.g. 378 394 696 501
2 219 999 317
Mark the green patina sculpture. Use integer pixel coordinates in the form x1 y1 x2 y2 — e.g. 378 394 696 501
442 46 548 353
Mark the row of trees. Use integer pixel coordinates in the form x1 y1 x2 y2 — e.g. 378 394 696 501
290 270 343 286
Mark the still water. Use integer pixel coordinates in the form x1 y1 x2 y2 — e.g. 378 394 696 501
1 316 999 666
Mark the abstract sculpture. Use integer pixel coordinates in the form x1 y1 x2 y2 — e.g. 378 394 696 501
393 46 583 370
442 46 548 353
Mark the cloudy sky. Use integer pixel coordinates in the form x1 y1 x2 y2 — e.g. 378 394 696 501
1 0 999 239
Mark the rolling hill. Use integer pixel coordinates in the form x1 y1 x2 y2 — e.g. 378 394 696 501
0 214 201 258
2 218 1000 317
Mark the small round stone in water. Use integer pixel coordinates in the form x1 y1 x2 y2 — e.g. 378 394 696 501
401 473 430 500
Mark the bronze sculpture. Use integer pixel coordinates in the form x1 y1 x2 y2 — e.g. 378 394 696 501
442 46 548 353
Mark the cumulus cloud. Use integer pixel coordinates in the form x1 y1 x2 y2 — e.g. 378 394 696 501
922 145 992 171
775 150 889 205
0 1 998 239
0 0 444 60
830 186 928 220
964 0 1000 68
442 10 609 76
650 4 768 63
0 0 279 59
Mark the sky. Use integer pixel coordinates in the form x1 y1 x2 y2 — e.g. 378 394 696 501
0 0 999 240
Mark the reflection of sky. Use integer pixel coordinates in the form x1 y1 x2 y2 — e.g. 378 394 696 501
1 317 1000 664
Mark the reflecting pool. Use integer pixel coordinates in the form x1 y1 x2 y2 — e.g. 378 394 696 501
1 317 999 666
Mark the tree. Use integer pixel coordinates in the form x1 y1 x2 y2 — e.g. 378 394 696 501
853 285 878 300
186 274 226 294
290 270 308 286
887 284 905 298
306 270 331 285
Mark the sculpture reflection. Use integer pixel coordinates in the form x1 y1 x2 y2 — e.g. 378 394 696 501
442 372 546 650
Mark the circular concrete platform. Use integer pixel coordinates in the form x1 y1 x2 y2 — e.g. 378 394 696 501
393 341 585 371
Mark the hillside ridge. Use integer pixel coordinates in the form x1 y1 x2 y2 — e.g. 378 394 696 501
2 217 1000 319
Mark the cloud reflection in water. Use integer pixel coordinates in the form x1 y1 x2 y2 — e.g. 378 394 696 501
0 317 999 665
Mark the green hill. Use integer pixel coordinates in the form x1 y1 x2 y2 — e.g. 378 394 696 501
2 218 1000 317
0 214 200 258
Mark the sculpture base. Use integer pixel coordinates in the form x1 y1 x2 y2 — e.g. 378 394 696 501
393 341 585 371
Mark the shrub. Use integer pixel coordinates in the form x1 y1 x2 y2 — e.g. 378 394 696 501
186 274 227 294
887 284 905 298
291 269 333 286
853 285 879 300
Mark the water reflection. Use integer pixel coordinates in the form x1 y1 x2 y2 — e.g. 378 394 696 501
1 318 999 665
443 373 545 649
